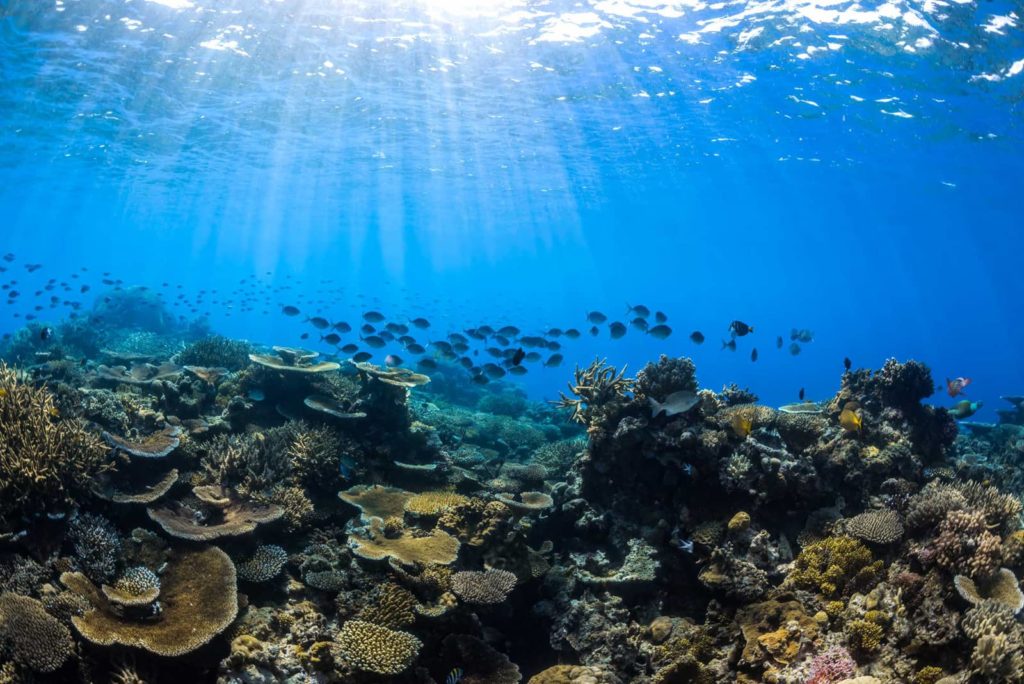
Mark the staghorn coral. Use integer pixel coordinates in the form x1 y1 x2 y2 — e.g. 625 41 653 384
64 546 238 656
844 509 904 544
555 358 633 427
845 618 884 653
451 569 518 604
970 632 1024 682
335 619 421 675
286 422 354 490
953 480 1023 533
236 544 288 583
199 429 293 497
0 593 74 673
785 536 883 598
0 363 111 523
905 481 967 529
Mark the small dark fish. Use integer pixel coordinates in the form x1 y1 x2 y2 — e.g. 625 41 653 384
308 316 330 330
321 333 342 345
417 359 438 370
300 332 310 340
655 311 667 323
722 339 737 351
609 322 627 339
648 324 672 340
589 326 599 336
729 320 754 337
790 328 814 343
586 311 607 324
843 357 852 371
363 311 385 322
631 317 649 332
546 340 561 351
353 351 373 362
544 353 564 367
452 342 470 354
494 335 510 346
471 374 489 385
525 352 542 362
385 354 403 367
406 343 426 355
626 303 650 317
497 326 520 337
751 348 758 362
80 285 90 293
1 253 13 262
799 387 805 400
511 348 526 366
776 336 783 349
341 343 359 354
689 331 705 344
431 341 453 353
482 363 506 379
282 305 300 316
789 342 801 356
546 328 563 338
564 328 581 339
361 324 375 334
411 317 431 329
333 321 352 332
40 326 54 341
460 357 474 370
508 365 528 376
363 336 386 348
386 322 409 335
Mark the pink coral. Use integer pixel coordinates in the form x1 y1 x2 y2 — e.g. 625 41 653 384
806 646 856 684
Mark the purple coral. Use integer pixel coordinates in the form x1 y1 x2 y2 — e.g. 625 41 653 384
806 646 856 684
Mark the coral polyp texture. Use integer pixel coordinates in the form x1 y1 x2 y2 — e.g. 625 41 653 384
1 337 1022 683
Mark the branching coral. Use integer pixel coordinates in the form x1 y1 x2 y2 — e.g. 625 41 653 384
336 619 421 675
634 354 698 400
785 536 883 598
554 358 633 426
0 363 111 522
934 510 1002 579
176 335 252 371
451 569 518 604
237 545 288 583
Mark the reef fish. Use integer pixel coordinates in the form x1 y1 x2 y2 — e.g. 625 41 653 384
586 311 607 324
321 333 342 346
609 322 627 339
647 324 672 340
844 357 852 371
750 348 758 362
282 305 300 316
946 377 971 398
363 311 385 322
839 404 862 432
722 339 736 352
446 668 464 684
790 328 814 343
411 317 431 329
649 390 700 418
39 326 53 341
511 348 526 366
626 303 650 317
729 320 754 337
949 399 982 420
788 343 801 356
689 331 705 344
307 316 330 330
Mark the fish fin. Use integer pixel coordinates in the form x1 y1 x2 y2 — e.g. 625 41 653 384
648 396 664 417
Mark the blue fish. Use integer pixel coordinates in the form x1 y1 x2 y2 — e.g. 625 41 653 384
338 455 357 479
446 667 464 684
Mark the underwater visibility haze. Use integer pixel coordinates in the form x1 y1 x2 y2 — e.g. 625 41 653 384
1 0 1024 682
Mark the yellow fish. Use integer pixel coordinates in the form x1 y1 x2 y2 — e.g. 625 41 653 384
731 412 753 438
0 388 6 398
839 408 862 433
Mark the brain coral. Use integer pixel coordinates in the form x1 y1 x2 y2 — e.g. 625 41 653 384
65 546 238 656
0 363 111 519
336 619 421 675
845 509 904 544
451 569 518 605
0 593 74 673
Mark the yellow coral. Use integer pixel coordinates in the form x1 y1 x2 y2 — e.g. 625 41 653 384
845 618 884 653
336 619 421 675
728 511 752 534
825 600 846 619
785 536 882 598
404 490 470 516
914 666 945 684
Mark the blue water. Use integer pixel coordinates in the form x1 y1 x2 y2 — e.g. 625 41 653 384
2 0 1023 416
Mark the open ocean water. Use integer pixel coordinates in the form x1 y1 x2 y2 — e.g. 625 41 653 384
0 0 1023 682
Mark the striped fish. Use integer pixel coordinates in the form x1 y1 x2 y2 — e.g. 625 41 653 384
445 667 464 684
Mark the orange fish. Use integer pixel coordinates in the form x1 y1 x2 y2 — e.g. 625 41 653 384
946 377 971 398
